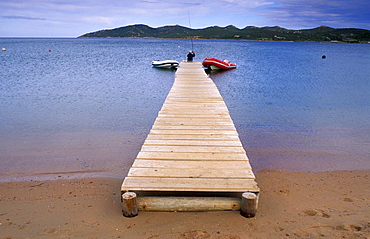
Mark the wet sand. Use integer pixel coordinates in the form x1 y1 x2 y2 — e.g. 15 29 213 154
1 170 369 238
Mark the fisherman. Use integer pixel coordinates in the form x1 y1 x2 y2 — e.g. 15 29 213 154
187 51 195 62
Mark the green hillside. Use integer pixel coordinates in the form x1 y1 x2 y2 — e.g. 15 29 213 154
79 24 370 43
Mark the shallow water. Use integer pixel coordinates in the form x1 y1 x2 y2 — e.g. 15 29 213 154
0 38 369 181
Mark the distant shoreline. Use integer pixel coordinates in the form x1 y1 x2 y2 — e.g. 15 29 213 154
1 36 368 44
78 24 370 44
77 36 370 44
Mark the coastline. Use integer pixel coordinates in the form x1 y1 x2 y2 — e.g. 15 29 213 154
1 169 369 238
76 36 366 44
77 24 370 43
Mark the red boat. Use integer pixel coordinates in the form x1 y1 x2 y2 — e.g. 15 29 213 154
202 58 237 70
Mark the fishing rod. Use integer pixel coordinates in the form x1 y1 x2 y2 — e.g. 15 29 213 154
188 10 194 51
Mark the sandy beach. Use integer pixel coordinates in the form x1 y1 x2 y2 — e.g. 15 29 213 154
1 170 369 239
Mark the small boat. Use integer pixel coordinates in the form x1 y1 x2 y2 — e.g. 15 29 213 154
152 60 179 68
202 58 237 70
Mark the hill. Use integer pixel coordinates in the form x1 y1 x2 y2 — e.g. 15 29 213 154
79 24 370 43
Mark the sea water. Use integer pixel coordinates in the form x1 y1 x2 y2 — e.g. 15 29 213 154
0 38 369 181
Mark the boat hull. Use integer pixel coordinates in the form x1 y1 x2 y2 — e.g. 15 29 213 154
152 60 179 68
202 58 237 70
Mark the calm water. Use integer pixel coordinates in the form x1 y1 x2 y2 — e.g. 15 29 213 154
0 38 369 181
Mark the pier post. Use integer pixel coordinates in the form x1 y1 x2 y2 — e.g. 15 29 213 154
240 192 258 218
122 192 138 217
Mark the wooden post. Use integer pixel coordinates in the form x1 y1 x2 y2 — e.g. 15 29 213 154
122 192 138 217
240 192 257 218
137 196 241 211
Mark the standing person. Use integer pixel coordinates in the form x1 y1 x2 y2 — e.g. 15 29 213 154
187 51 195 62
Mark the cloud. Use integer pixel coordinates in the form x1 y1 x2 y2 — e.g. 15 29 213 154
221 0 275 8
256 0 370 29
2 15 46 21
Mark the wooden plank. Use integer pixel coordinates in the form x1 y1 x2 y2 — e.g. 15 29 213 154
161 107 226 111
145 134 241 140
143 139 242 147
168 90 219 94
171 84 216 87
165 97 224 101
121 177 259 192
156 115 230 119
161 103 227 108
156 114 231 118
152 120 235 126
168 91 219 95
137 197 241 211
159 109 229 114
136 151 249 160
132 159 252 170
164 101 225 105
160 105 228 109
162 101 225 104
154 117 235 123
170 87 219 91
149 130 238 136
166 93 221 97
151 125 236 131
140 145 246 153
127 168 255 179
152 124 236 129
170 85 218 89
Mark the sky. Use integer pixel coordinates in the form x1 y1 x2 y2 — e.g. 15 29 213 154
1 0 369 37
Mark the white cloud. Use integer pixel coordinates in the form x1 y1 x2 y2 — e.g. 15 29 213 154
1 15 46 21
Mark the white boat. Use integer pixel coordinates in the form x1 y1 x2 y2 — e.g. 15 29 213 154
152 60 179 68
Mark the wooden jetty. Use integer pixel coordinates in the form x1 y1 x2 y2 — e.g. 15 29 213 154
121 62 259 217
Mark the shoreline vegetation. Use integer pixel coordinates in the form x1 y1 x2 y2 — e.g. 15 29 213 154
78 24 370 43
